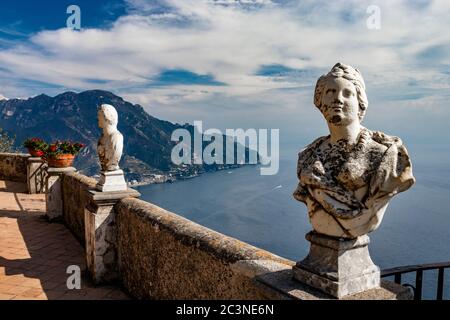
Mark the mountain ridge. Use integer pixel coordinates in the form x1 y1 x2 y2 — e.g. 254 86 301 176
0 90 248 182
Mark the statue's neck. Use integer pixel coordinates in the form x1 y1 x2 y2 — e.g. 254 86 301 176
327 121 361 146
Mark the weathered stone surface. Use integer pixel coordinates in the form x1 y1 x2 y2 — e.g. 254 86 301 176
31 168 412 300
62 172 98 244
293 63 415 239
84 188 140 284
45 167 76 221
113 198 408 300
293 232 380 298
96 169 127 192
0 153 28 183
27 157 46 194
256 265 413 300
115 197 293 299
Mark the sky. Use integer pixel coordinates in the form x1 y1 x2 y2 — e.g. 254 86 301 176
1 0 450 158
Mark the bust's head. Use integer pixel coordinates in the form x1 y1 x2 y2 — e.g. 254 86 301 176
314 63 368 126
98 104 118 129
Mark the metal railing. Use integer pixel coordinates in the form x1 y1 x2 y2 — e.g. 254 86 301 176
381 261 450 300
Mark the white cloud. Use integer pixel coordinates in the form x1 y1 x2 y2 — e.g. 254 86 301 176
0 1 448 90
1 0 450 143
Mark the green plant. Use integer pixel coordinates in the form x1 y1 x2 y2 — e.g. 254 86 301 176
0 128 16 153
45 140 85 158
23 137 48 157
23 137 48 150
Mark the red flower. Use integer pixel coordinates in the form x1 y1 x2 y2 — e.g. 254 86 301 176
49 144 57 152
35 150 45 157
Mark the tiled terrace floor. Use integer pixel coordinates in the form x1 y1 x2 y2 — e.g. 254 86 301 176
0 180 128 300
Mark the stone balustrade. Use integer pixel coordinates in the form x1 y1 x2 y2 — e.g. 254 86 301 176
61 172 98 244
115 197 294 299
0 152 412 300
58 168 411 300
0 153 29 183
0 152 46 194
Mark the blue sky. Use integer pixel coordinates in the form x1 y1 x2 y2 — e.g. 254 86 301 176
1 0 450 157
0 1 125 37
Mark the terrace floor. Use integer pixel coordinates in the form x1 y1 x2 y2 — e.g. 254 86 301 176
0 180 128 300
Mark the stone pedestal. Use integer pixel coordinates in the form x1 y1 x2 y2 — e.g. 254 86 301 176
84 188 140 284
45 167 76 221
96 169 127 192
254 260 412 300
27 157 46 194
293 231 380 298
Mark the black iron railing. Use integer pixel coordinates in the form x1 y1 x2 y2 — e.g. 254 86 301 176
381 261 450 300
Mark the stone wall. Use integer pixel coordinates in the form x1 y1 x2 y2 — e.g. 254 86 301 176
49 170 410 299
59 171 297 299
115 198 295 299
61 172 97 245
0 154 412 300
0 153 28 182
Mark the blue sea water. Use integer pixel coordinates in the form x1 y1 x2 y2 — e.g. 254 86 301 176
137 147 450 299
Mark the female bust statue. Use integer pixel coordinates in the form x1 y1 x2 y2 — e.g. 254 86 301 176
293 63 415 239
97 104 123 171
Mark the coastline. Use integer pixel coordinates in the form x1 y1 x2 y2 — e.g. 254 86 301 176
128 164 255 188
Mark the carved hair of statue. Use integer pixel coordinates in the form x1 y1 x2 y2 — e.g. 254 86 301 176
313 62 368 121
98 104 119 128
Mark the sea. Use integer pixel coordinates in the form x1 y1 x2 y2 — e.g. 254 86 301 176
137 145 450 299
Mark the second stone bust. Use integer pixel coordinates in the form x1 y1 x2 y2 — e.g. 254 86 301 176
96 103 127 192
293 63 415 239
97 104 124 171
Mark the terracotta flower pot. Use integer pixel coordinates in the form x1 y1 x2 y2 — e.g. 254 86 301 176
28 148 45 157
47 154 75 168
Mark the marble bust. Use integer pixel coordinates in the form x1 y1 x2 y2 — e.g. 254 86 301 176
293 63 415 239
96 104 127 192
97 104 123 171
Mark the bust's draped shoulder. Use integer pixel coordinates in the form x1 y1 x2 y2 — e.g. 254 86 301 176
293 129 415 211
367 131 415 202
293 135 329 203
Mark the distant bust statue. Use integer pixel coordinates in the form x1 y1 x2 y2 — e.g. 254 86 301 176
293 63 415 239
97 104 123 171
